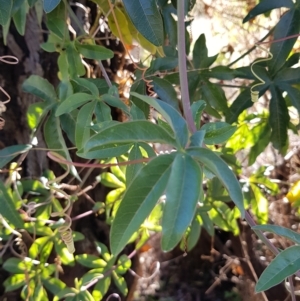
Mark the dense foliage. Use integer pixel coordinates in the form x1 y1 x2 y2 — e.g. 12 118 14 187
1 0 300 299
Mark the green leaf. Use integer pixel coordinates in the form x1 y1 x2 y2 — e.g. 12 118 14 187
22 75 57 104
84 121 177 153
12 1 28 35
0 181 24 228
0 144 32 168
101 94 130 115
122 0 164 46
268 8 300 74
0 0 12 25
27 102 48 130
274 67 300 85
209 202 239 235
60 110 78 145
31 282 47 301
256 245 300 292
66 43 86 77
79 290 95 301
243 0 294 23
56 93 95 116
207 66 235 81
193 34 218 68
3 258 32 273
200 211 214 236
92 276 111 300
42 277 66 296
191 100 206 129
248 122 271 165
187 147 245 217
201 122 236 145
71 78 99 97
110 154 174 255
44 110 81 180
4 274 26 292
226 89 253 124
46 17 67 40
95 101 112 122
126 144 144 186
161 4 177 47
54 239 75 266
202 81 228 114
58 80 74 101
190 130 205 147
131 93 188 148
81 270 104 287
150 57 178 72
253 224 300 245
76 254 107 269
43 0 61 13
115 254 131 274
269 85 289 150
279 84 300 116
112 271 128 296
75 101 96 150
76 44 114 60
100 172 125 189
29 236 52 259
130 79 149 118
162 154 202 251
250 184 268 224
78 143 132 160
151 77 180 111
186 214 202 251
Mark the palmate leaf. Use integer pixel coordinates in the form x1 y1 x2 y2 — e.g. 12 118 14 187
256 245 300 292
187 147 244 217
110 154 174 255
161 154 202 252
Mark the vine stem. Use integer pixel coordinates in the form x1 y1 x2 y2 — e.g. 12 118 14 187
177 0 196 134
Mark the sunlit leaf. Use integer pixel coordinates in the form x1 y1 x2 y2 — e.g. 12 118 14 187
0 181 24 228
